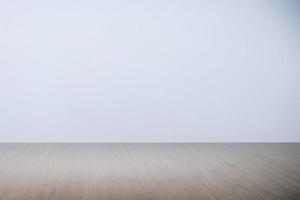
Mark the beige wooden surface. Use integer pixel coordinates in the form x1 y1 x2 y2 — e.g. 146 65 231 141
0 144 299 200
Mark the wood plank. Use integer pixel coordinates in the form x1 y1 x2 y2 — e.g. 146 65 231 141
0 144 299 200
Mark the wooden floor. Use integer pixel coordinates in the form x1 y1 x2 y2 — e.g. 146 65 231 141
0 144 299 200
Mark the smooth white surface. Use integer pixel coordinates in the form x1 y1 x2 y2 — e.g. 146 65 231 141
0 0 299 142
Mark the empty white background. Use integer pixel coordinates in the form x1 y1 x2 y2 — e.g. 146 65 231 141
0 0 299 142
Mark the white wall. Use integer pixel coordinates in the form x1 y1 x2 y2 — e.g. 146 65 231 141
0 0 299 142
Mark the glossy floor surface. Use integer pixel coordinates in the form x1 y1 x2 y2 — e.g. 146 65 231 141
0 144 299 200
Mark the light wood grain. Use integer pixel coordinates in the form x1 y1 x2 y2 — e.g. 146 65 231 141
0 144 299 200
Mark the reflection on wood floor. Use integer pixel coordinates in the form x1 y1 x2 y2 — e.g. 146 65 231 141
0 144 299 200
